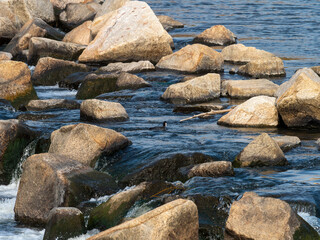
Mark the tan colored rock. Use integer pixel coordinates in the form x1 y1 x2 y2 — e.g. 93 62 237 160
235 133 287 167
194 25 236 46
157 15 184 31
156 44 223 73
28 37 86 65
26 99 80 111
311 66 320 76
273 136 301 152
276 68 320 127
0 17 18 41
97 61 155 73
62 21 92 45
24 0 55 24
116 72 151 90
95 0 129 19
237 57 285 78
226 192 320 240
48 123 130 167
182 161 234 178
79 1 173 63
0 51 12 60
14 153 119 226
218 96 279 127
80 99 129 122
161 73 221 104
50 0 95 11
87 199 199 240
221 43 275 64
0 60 37 107
31 57 89 86
90 12 113 38
223 79 279 98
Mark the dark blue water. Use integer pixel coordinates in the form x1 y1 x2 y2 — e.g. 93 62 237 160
1 0 320 239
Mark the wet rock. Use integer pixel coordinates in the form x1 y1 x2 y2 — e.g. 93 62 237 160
97 61 155 74
161 73 221 104
28 37 86 65
237 57 286 78
62 21 92 45
276 68 320 128
116 72 151 90
26 99 80 111
43 207 86 240
311 66 320 76
222 79 279 98
229 68 236 74
48 123 130 167
221 43 276 64
235 133 287 167
87 199 198 240
79 1 173 64
14 153 119 226
193 25 236 46
80 99 129 122
17 113 56 121
0 119 37 185
273 136 301 152
0 60 37 108
58 72 90 90
59 2 100 30
218 96 279 127
31 57 89 86
157 15 184 31
226 192 320 240
156 44 223 73
121 153 217 186
95 0 129 19
173 103 225 113
0 51 12 60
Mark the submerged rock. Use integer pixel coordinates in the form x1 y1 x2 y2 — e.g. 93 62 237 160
273 136 301 152
157 15 184 31
218 96 279 127
193 25 236 46
14 153 119 226
156 44 223 73
88 199 199 240
161 73 221 104
226 192 320 240
43 207 86 240
173 103 225 113
48 123 130 167
97 61 155 74
17 113 56 121
62 21 92 45
26 99 80 111
235 133 287 167
58 72 90 90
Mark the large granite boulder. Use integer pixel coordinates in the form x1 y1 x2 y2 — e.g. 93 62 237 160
276 68 320 127
226 192 320 240
97 61 155 74
24 0 55 24
193 25 236 46
48 123 130 167
234 133 287 167
0 17 18 43
157 15 184 31
218 96 279 127
80 99 129 122
156 44 223 73
31 57 89 86
161 73 221 104
0 120 37 185
62 21 92 45
0 60 37 108
95 0 129 18
87 199 199 240
79 1 173 64
26 99 80 111
14 153 119 226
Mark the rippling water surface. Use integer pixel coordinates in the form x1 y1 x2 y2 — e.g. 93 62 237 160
1 0 320 239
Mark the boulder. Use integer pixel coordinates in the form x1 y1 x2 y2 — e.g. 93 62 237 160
80 99 129 122
222 79 279 98
173 103 225 113
157 15 184 31
95 0 129 19
62 21 92 45
50 0 95 12
48 123 130 167
116 72 151 90
97 61 155 74
24 0 55 24
235 133 287 167
193 25 236 46
273 136 301 152
31 57 89 86
161 73 221 104
78 1 173 64
58 72 90 90
276 68 320 127
237 57 286 78
221 43 276 64
0 17 18 42
311 66 320 76
0 119 37 185
14 153 119 226
0 51 12 60
218 96 279 127
226 192 320 240
156 44 223 73
87 199 199 240
28 37 86 65
0 60 37 108
26 99 80 111
43 207 86 240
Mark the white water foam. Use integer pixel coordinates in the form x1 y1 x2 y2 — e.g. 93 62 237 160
68 229 100 240
298 212 320 234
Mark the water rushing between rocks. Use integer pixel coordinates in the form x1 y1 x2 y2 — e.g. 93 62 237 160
1 0 320 239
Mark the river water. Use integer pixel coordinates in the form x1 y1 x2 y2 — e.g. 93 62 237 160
1 0 320 239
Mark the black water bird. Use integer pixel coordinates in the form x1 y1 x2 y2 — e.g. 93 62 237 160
149 121 167 131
